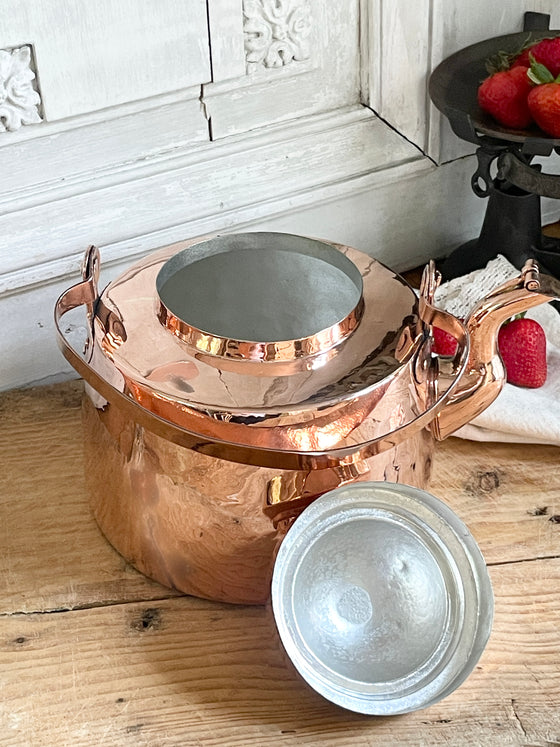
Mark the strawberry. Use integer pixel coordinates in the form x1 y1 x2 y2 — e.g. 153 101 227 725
527 57 560 137
511 46 535 69
510 38 560 74
498 317 547 388
528 83 560 136
477 66 533 128
527 65 560 136
432 327 458 357
525 36 560 78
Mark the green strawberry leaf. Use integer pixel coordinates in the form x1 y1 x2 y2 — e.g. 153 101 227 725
528 54 555 84
485 49 516 74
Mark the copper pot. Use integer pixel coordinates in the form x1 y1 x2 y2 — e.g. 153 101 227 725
55 233 559 604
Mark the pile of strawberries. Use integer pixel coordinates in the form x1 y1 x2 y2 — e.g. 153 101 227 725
477 35 560 136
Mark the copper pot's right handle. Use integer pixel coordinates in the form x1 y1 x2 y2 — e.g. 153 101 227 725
433 260 560 440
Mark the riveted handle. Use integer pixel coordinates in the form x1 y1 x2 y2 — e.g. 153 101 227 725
55 245 100 324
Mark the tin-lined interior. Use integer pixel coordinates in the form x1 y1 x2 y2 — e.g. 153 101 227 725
156 233 363 343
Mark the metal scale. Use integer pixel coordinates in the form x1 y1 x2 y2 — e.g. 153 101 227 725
429 11 560 282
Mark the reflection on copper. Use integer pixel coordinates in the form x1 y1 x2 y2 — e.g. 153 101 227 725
83 394 434 604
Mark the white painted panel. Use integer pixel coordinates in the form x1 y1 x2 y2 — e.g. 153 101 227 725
0 88 207 206
204 1 361 138
207 0 246 81
0 108 420 278
0 0 211 120
366 0 431 153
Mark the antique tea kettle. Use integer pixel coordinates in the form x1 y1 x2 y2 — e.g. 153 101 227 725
55 233 559 713
55 232 559 604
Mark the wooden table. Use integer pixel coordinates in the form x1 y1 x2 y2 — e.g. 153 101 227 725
1 381 559 746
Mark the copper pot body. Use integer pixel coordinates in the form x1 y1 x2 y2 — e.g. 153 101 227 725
84 391 433 604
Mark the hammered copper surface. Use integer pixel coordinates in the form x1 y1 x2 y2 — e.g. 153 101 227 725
56 240 472 469
54 237 560 605
95 237 432 452
84 394 433 604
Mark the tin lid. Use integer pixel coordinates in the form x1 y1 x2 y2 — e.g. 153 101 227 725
271 482 493 715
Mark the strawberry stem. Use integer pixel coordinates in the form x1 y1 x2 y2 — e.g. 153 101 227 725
484 34 534 74
503 312 527 325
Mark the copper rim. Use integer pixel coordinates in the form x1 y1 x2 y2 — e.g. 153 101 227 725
155 233 365 362
158 296 365 362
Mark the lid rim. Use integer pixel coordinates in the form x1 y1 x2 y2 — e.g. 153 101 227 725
155 233 365 362
271 482 494 715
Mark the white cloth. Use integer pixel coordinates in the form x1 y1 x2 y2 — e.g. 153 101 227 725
434 256 560 446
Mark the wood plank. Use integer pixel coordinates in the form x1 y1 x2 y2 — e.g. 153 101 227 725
203 2 360 139
430 437 560 565
1 559 559 746
1 381 560 743
207 0 245 82
0 109 418 278
372 0 432 153
0 382 182 615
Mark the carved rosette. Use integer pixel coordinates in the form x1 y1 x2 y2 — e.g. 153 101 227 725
0 46 43 133
243 0 312 72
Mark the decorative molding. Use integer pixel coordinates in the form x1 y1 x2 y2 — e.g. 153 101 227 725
243 0 312 72
0 46 42 133
0 107 429 294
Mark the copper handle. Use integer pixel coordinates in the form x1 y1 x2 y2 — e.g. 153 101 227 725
54 248 222 454
56 245 99 323
54 252 367 470
416 261 470 413
432 260 560 440
55 252 472 474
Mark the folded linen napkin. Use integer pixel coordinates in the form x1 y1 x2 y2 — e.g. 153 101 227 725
434 255 560 446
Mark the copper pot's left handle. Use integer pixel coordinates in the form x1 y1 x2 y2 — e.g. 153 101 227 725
54 246 110 391
56 245 100 329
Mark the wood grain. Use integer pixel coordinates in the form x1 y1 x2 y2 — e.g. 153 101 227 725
0 382 182 615
1 381 560 745
430 437 560 566
1 561 559 746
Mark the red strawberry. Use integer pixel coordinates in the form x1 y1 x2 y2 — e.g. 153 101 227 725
432 327 458 357
511 46 535 69
478 66 533 128
527 80 560 136
526 37 560 78
498 317 547 388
